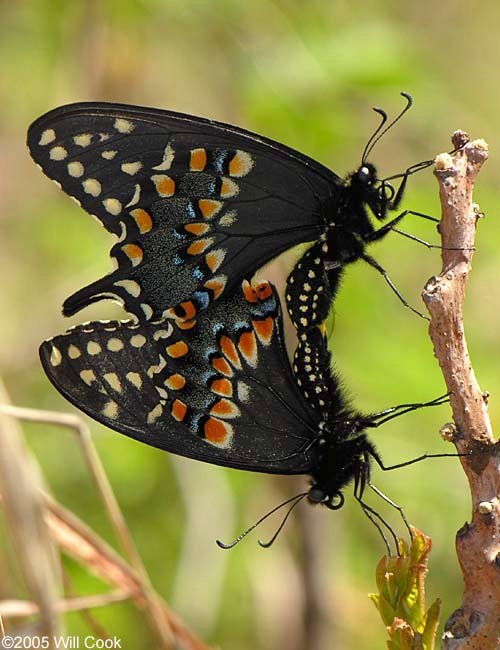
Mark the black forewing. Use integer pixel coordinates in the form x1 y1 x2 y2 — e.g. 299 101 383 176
28 103 340 321
39 282 320 474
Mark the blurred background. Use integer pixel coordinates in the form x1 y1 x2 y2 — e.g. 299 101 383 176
1 1 499 648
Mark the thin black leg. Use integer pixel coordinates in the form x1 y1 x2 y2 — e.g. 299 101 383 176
361 253 430 320
364 393 450 428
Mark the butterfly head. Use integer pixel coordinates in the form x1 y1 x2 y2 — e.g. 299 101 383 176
308 422 371 510
348 162 398 223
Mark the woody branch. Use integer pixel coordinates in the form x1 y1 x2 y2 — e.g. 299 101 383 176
422 133 499 648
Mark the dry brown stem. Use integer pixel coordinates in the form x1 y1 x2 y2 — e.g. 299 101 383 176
422 134 500 648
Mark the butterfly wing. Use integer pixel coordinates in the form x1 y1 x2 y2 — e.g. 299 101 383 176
39 281 320 474
28 103 340 322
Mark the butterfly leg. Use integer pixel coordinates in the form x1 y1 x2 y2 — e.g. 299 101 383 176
369 209 439 245
367 480 412 540
353 461 397 554
361 253 430 320
363 392 450 427
368 443 471 472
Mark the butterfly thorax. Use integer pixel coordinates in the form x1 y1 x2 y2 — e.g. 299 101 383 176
322 163 391 264
307 426 369 509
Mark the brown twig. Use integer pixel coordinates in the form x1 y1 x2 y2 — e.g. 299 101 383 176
422 134 500 648
0 400 211 650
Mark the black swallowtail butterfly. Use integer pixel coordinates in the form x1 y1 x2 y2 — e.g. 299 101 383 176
28 94 431 334
39 279 447 548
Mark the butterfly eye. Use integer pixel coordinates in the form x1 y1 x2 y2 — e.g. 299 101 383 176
358 166 372 183
307 486 326 504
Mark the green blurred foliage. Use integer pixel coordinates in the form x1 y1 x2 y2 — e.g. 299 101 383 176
1 1 499 649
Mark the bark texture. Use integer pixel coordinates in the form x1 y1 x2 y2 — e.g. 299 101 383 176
421 133 499 649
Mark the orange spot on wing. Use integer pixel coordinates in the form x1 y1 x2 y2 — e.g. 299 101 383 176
205 249 225 272
210 398 239 418
242 280 258 303
171 399 188 421
252 317 274 345
166 341 189 358
204 276 226 299
190 148 207 171
175 301 197 320
166 374 186 390
212 356 233 377
121 244 143 266
220 177 238 198
255 282 273 300
130 208 153 234
220 335 241 369
152 174 175 197
185 222 210 235
204 417 232 444
199 199 223 219
177 319 197 330
229 150 253 177
210 378 233 397
238 330 257 366
187 238 213 256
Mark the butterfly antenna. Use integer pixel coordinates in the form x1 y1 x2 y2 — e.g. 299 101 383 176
258 492 308 548
216 492 308 550
362 92 414 164
361 107 388 165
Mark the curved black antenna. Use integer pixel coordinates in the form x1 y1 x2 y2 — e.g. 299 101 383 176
216 492 308 549
258 492 308 548
362 92 414 164
361 107 388 165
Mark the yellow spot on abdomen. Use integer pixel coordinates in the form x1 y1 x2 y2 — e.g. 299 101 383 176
126 372 142 389
104 373 122 393
103 401 119 419
50 346 62 366
68 344 81 359
82 178 102 197
87 341 101 355
68 161 84 177
50 146 67 161
107 338 124 352
121 161 143 175
147 403 163 424
130 334 146 348
103 198 122 215
39 129 56 146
